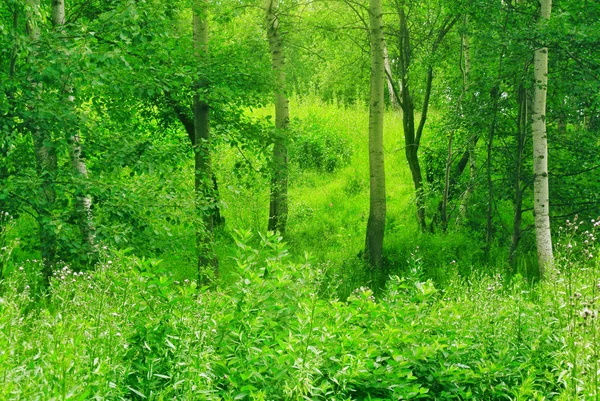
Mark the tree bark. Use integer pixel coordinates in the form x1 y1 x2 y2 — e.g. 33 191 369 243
397 3 426 232
382 37 399 109
440 134 453 232
265 0 289 235
364 0 386 270
532 0 554 278
27 0 57 279
193 0 218 276
53 0 97 262
509 86 527 267
458 16 474 221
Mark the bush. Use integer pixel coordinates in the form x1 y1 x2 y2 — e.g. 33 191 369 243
289 116 353 173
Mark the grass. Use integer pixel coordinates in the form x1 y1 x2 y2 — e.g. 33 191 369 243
2 98 600 399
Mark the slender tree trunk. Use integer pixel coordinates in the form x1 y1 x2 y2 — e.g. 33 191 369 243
193 0 218 276
509 86 527 267
27 0 57 279
70 133 97 259
458 16 474 221
265 0 289 235
364 0 386 270
395 4 457 232
485 86 500 259
382 37 398 109
397 4 426 232
52 0 97 262
532 0 554 278
440 134 453 232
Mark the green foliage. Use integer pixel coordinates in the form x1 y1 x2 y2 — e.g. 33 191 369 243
8 231 600 399
289 116 353 173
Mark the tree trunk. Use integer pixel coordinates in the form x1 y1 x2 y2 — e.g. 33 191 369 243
364 0 386 270
485 86 500 259
193 0 218 276
509 86 527 267
395 5 457 232
532 0 554 278
458 16 474 221
440 133 453 232
53 0 97 262
382 37 398 109
70 133 97 260
27 0 57 279
397 4 426 232
265 0 289 235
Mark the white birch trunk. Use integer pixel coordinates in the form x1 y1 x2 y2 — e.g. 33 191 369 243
53 0 97 257
365 0 386 269
382 37 398 109
532 0 554 278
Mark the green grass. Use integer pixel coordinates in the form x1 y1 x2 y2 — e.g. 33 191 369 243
3 98 600 399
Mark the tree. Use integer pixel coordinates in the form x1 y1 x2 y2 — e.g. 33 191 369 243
52 0 97 263
532 0 553 277
193 0 218 276
364 0 386 270
388 0 458 232
265 0 289 235
26 0 58 279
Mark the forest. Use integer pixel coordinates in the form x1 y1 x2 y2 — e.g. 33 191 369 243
1 0 600 399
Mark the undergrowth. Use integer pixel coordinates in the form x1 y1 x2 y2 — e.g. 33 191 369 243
1 221 599 400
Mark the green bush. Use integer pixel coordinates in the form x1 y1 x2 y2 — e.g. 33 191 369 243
289 117 353 173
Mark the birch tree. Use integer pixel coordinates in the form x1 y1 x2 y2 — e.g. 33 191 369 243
265 0 289 235
52 0 97 262
532 0 554 277
364 0 386 269
26 0 59 279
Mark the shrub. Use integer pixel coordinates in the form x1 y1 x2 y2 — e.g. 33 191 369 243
289 116 353 173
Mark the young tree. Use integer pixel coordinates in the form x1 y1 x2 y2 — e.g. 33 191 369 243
52 0 97 262
532 0 554 277
26 0 58 278
193 0 218 276
388 0 458 232
265 0 289 235
364 0 386 269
